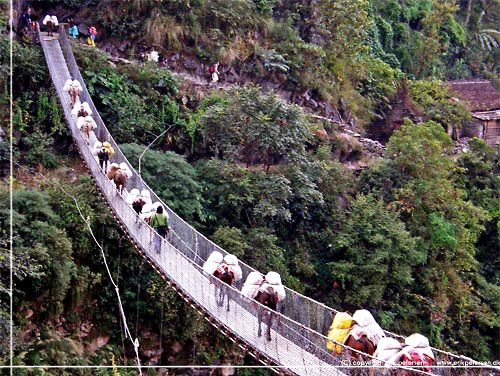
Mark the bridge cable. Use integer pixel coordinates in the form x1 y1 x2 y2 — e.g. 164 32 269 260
159 287 167 363
58 183 143 375
13 162 143 375
116 235 127 361
135 260 144 341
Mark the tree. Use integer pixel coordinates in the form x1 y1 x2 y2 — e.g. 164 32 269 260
455 138 500 285
121 143 206 223
326 194 421 314
197 86 312 168
315 0 370 60
408 80 471 139
0 190 75 318
385 121 499 355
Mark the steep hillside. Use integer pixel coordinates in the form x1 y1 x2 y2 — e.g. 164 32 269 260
2 0 500 374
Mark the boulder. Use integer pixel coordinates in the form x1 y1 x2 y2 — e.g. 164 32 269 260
171 341 183 354
85 335 110 352
118 41 129 53
25 308 34 319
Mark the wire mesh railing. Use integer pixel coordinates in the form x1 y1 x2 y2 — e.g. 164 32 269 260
36 24 500 375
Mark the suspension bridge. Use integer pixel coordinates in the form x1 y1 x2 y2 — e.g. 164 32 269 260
37 24 499 376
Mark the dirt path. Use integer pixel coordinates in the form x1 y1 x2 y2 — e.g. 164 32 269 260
101 46 386 164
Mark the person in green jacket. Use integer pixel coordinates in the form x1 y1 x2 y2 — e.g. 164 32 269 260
150 205 169 253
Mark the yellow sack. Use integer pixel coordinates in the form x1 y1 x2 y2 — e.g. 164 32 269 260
326 312 353 354
102 142 115 157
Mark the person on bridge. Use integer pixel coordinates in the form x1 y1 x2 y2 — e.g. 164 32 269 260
150 205 169 254
97 145 110 172
43 15 59 37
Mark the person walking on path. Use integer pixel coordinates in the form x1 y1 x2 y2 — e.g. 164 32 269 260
150 205 169 254
20 8 32 34
88 26 97 47
68 18 79 39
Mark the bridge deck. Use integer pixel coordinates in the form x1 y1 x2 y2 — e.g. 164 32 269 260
39 31 344 376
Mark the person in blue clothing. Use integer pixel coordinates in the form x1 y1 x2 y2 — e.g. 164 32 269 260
68 18 79 39
20 8 32 34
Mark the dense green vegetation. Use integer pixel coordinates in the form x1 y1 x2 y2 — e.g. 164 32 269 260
2 0 500 373
84 0 500 125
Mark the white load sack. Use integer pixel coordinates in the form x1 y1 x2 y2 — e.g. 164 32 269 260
72 102 92 117
264 271 286 301
72 80 82 92
265 271 281 285
241 271 264 299
141 190 153 206
63 79 72 92
119 162 132 178
405 333 434 360
374 337 402 365
64 79 82 92
93 141 102 155
78 116 96 130
88 116 97 129
353 309 385 345
203 251 224 275
129 188 140 198
125 188 140 205
71 102 81 117
224 254 242 281
140 203 154 222
42 15 51 25
353 309 376 327
76 116 84 130
82 102 92 115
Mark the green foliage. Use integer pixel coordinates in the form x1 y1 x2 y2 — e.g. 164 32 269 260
211 225 290 278
197 158 322 229
408 80 471 134
327 194 421 309
21 130 59 169
254 0 278 16
257 47 290 73
0 0 7 34
74 45 178 145
383 121 500 356
121 143 206 222
198 86 312 167
0 189 74 318
385 120 455 178
212 226 250 259
316 0 370 59
0 36 47 93
455 139 500 285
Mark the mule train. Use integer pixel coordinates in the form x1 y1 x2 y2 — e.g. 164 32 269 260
327 310 434 373
203 251 243 311
67 74 440 371
242 271 286 341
